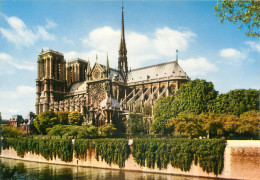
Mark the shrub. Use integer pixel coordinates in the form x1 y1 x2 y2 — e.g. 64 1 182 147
68 111 83 125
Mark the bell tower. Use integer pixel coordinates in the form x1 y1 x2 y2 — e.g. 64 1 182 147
118 5 128 81
35 49 66 114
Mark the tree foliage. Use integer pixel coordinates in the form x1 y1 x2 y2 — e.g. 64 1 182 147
215 0 260 37
1 126 23 138
168 112 204 137
152 96 173 134
78 125 98 139
98 124 117 137
57 111 70 125
47 125 68 139
68 111 83 125
127 113 148 134
237 110 260 138
210 89 260 116
152 79 217 134
34 110 59 134
152 79 259 137
171 79 218 116
168 111 259 139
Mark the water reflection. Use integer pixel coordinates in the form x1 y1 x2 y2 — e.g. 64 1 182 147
0 158 216 180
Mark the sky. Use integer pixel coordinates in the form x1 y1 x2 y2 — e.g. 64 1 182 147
0 0 259 119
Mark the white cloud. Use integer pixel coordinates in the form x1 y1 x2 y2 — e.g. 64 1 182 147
0 53 12 61
0 52 35 75
45 19 57 29
0 85 35 99
246 41 260 54
66 26 196 69
219 48 247 64
179 57 218 77
0 15 56 47
37 26 55 41
220 48 245 59
153 27 196 57
0 85 35 119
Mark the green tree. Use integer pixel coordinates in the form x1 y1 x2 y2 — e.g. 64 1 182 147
78 125 98 139
34 110 59 134
215 0 260 37
171 79 218 116
68 111 83 125
237 110 260 138
168 112 204 137
211 89 260 116
1 126 23 138
57 111 70 125
220 114 240 137
47 125 69 139
152 96 173 134
199 113 225 139
98 124 117 137
66 125 81 139
127 113 148 134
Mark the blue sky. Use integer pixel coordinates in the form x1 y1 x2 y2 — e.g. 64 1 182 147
0 0 259 119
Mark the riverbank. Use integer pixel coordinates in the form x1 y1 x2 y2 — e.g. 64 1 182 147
1 140 260 180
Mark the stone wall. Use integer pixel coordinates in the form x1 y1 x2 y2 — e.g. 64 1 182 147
1 140 260 180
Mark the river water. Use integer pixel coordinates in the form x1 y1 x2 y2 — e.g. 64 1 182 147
0 158 216 180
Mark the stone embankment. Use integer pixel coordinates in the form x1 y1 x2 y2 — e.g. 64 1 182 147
1 140 260 180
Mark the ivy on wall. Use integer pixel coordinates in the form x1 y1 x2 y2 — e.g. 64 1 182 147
2 138 73 162
2 138 225 175
132 139 226 175
74 139 130 168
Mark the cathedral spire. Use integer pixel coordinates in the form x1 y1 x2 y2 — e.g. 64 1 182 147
176 49 178 63
106 53 110 71
106 53 110 78
118 3 128 79
121 5 126 48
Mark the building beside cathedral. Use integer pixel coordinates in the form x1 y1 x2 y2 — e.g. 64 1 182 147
35 7 189 127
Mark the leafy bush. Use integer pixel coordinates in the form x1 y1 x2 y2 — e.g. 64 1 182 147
127 113 148 134
98 124 117 137
78 125 98 139
57 111 70 125
34 110 59 134
47 125 69 138
68 111 83 125
1 126 23 138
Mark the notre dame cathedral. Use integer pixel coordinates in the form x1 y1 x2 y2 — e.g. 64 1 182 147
35 7 189 127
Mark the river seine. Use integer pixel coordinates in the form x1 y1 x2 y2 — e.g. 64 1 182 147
0 157 217 180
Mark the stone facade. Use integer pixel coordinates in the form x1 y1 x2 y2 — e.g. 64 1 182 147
35 7 190 127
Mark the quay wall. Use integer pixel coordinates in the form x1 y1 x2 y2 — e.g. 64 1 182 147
1 140 260 180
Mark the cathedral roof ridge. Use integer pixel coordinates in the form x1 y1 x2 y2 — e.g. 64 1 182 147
130 60 178 72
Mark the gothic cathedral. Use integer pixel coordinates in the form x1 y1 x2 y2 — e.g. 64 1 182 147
35 6 190 127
